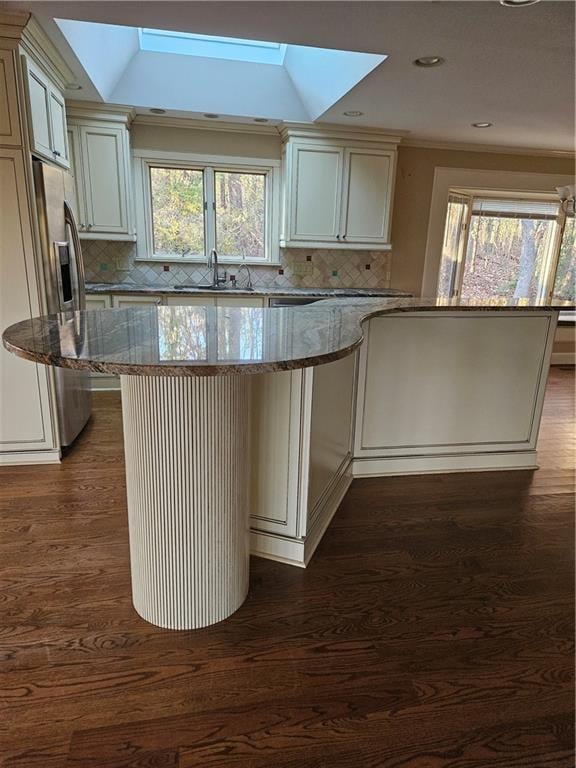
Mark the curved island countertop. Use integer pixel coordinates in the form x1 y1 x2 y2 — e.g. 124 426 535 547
2 295 572 631
2 297 572 377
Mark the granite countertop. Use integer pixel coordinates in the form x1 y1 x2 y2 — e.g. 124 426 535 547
3 298 572 377
85 282 413 299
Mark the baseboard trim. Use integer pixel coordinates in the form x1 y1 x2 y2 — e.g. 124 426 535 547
0 448 61 466
352 451 538 477
303 466 353 565
551 353 575 365
250 530 306 567
250 460 353 567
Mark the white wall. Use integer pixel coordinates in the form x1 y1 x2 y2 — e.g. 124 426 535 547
284 46 385 121
110 50 309 121
130 122 282 160
56 19 139 101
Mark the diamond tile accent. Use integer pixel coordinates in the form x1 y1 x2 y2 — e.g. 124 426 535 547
81 241 393 291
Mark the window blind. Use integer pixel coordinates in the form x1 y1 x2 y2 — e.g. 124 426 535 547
472 198 560 220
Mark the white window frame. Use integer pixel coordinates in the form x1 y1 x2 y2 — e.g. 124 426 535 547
133 149 281 265
444 190 564 302
422 168 575 297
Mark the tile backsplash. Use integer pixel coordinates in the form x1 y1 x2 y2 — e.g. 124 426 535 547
82 240 392 290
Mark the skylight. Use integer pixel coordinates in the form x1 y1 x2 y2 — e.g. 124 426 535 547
139 28 288 65
55 18 388 122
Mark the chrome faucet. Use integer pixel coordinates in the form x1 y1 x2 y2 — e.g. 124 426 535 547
207 248 227 289
237 264 254 291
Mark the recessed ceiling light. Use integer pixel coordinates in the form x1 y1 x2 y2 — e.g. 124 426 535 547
150 108 166 114
472 122 493 128
66 83 82 91
500 0 541 6
204 113 220 119
343 110 364 117
413 56 445 67
254 118 269 123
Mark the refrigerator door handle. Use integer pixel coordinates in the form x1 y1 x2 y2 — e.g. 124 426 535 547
64 200 86 312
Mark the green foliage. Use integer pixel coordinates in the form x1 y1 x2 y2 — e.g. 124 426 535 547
151 167 205 255
150 166 266 260
553 216 576 302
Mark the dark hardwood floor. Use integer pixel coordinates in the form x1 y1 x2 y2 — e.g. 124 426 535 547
1 367 574 767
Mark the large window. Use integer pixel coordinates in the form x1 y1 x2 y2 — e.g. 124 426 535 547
135 153 278 263
438 192 575 303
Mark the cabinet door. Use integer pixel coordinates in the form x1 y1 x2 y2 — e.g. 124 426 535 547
0 49 21 146
48 87 69 168
290 144 344 241
341 148 394 244
0 149 55 452
25 59 52 160
165 295 216 306
112 294 163 308
216 296 264 308
66 126 86 228
86 295 111 310
80 125 129 235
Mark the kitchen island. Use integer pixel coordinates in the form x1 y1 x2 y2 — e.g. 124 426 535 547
3 298 569 629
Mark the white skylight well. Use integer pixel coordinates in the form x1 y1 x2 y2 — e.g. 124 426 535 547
139 29 288 65
55 19 388 122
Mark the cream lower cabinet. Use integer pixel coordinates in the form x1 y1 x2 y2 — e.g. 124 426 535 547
250 352 357 566
111 294 162 308
165 295 265 308
165 296 215 307
0 147 57 463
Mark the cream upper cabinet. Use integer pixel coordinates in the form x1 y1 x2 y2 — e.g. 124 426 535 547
23 56 69 168
66 126 83 224
0 49 21 146
289 144 344 242
281 129 399 250
67 112 135 241
341 148 394 244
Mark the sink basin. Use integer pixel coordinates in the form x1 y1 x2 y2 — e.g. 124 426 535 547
175 284 254 292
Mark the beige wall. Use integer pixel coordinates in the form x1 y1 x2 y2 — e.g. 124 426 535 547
390 145 575 296
131 123 282 160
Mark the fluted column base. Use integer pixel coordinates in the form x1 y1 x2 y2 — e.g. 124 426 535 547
120 375 250 629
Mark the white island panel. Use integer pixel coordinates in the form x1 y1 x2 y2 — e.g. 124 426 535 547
354 311 556 475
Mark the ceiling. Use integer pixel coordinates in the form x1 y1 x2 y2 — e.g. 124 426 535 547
9 0 576 152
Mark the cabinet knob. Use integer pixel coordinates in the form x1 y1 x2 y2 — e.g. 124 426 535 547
343 234 347 240
336 234 340 240
52 149 61 157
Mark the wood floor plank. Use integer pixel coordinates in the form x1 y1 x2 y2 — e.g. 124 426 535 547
0 367 573 767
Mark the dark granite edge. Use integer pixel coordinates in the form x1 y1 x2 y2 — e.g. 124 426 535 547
85 282 413 299
3 298 572 377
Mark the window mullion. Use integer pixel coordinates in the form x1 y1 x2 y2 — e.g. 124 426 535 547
544 209 568 301
204 166 216 257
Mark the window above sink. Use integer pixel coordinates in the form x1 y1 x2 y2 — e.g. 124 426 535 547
133 149 281 265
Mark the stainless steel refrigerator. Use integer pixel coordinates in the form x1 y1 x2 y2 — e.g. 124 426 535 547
33 159 91 447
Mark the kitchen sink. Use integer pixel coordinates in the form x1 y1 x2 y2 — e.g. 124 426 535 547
174 284 254 292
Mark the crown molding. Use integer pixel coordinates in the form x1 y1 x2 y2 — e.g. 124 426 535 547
401 137 575 160
132 114 280 136
20 15 74 89
280 121 406 145
0 10 30 39
66 100 136 125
